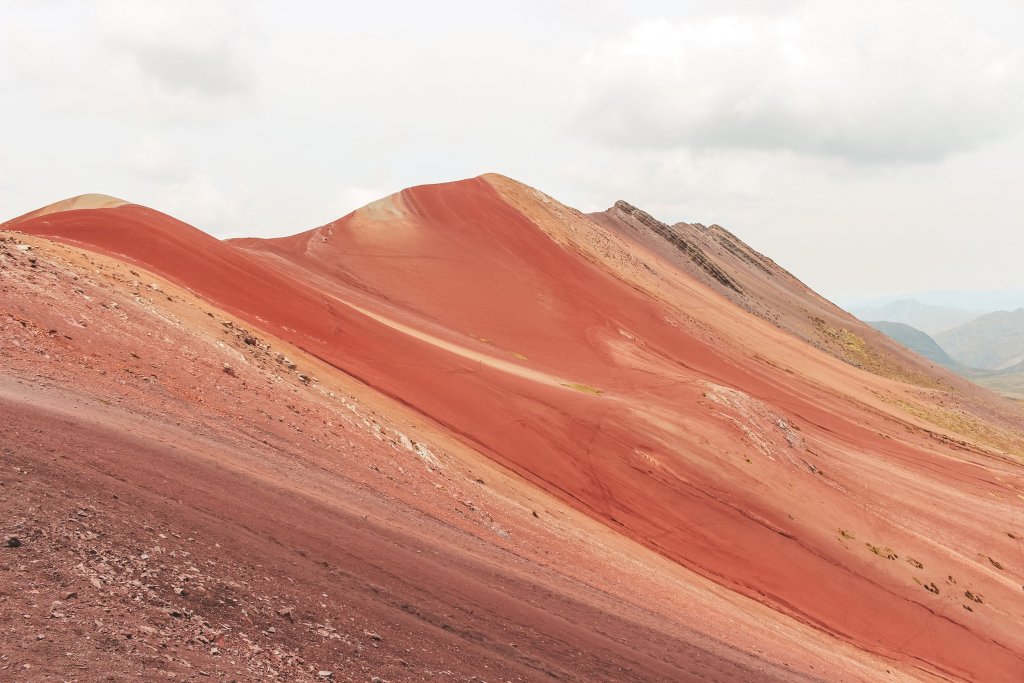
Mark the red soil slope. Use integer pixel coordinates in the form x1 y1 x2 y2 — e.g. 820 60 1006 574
5 177 1024 682
5 233 843 682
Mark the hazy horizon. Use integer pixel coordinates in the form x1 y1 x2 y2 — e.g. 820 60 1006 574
2 1 1022 304
840 289 1024 313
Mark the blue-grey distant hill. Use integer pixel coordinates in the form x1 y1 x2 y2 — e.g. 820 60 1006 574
869 314 1024 400
866 321 960 369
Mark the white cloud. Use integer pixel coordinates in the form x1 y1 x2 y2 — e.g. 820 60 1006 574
148 175 243 233
571 4 1024 162
117 137 189 182
113 138 242 233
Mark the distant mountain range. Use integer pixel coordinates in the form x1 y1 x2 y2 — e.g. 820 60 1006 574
865 321 960 369
851 299 985 335
862 306 1024 400
843 289 1024 314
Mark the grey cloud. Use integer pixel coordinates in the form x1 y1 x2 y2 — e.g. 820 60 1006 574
120 42 250 97
571 7 1024 163
96 0 252 99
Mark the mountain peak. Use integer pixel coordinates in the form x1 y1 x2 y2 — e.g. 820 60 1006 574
7 193 131 225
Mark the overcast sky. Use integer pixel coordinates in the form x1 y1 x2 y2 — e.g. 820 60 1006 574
2 1 1022 305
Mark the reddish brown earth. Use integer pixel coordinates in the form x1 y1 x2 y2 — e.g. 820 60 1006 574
2 175 1023 682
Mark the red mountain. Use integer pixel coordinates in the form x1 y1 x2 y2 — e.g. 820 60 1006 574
2 176 1022 682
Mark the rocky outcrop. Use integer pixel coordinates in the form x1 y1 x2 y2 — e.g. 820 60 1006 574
610 200 743 294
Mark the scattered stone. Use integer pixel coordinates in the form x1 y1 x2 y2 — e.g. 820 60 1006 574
363 630 382 641
276 607 294 622
4 535 21 548
317 672 333 679
223 363 237 377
